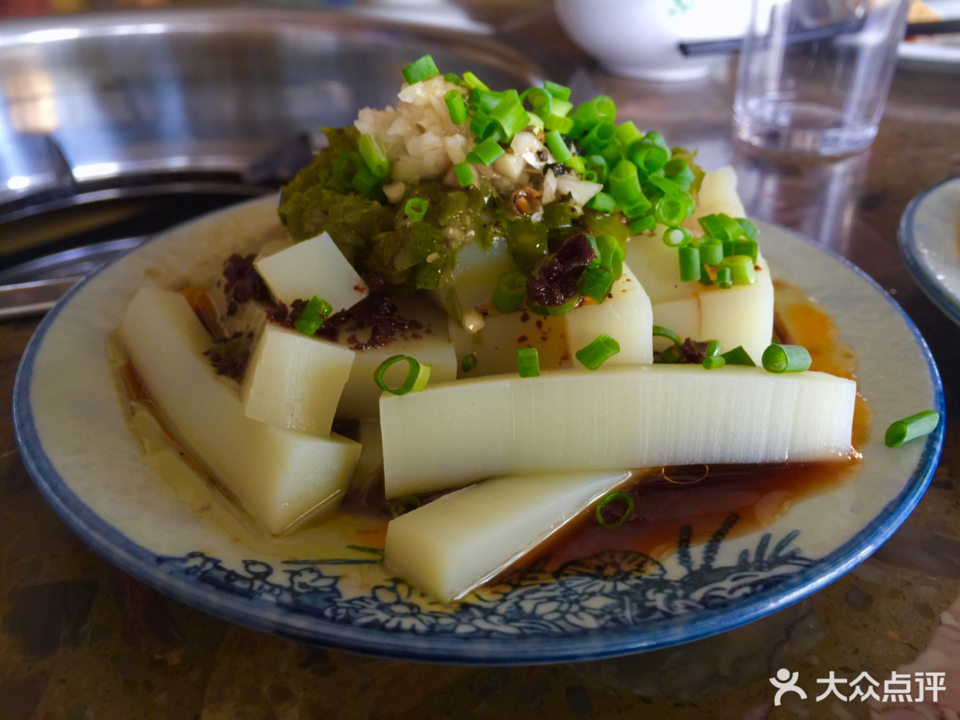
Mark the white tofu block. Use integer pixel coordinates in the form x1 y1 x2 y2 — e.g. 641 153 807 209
449 311 569 378
651 296 700 352
564 265 653 367
337 337 458 419
699 257 775 364
255 238 294 262
254 232 368 313
625 231 697 305
688 166 747 224
381 365 857 497
241 323 355 437
383 469 632 602
627 225 774 358
120 287 361 534
334 296 457 419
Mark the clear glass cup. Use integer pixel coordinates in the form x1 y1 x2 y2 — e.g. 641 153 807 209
734 0 910 155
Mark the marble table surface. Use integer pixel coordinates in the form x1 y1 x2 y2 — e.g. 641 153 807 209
2 8 960 720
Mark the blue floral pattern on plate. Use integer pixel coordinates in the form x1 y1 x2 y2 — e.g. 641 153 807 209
162 519 815 638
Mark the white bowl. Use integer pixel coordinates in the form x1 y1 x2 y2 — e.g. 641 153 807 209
555 0 751 81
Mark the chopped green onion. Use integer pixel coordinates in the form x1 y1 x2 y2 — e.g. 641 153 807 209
471 88 504 113
654 193 695 227
405 197 429 221
566 117 588 141
578 264 615 303
727 238 759 263
415 259 443 289
645 173 681 197
581 122 617 155
715 266 733 288
761 344 812 374
699 263 713 286
663 226 692 248
664 158 695 190
657 345 682 363
461 353 478 373
443 73 463 85
718 255 756 285
598 141 623 168
608 160 651 219
615 121 643 148
516 347 540 377
653 324 683 347
699 213 744 241
402 55 439 84
885 410 940 448
586 190 617 213
698 214 732 240
462 71 488 90
737 218 759 240
543 80 571 102
390 496 421 518
444 89 467 125
699 238 724 266
520 88 553 121
545 114 574 134
466 137 505 166
629 216 656 234
643 145 676 173
576 334 620 370
359 134 390 180
706 340 721 357
679 245 700 282
469 110 501 142
351 163 383 198
584 155 609 183
374 354 432 395
596 491 633 530
565 156 586 175
544 129 572 162
551 99 574 117
645 131 668 150
662 157 687 175
597 235 624 279
528 294 579 316
293 295 333 336
628 141 669 175
583 170 599 183
721 346 755 366
453 162 474 187
574 95 617 129
493 269 528 314
490 94 531 141
702 355 726 370
528 114 545 131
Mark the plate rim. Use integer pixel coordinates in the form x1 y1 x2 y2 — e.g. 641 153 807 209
898 174 960 326
12 199 946 664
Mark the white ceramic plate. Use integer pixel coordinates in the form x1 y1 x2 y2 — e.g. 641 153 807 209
13 197 944 664
899 175 960 325
899 1 960 72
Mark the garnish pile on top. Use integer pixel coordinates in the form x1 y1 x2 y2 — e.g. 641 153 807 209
278 55 759 319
